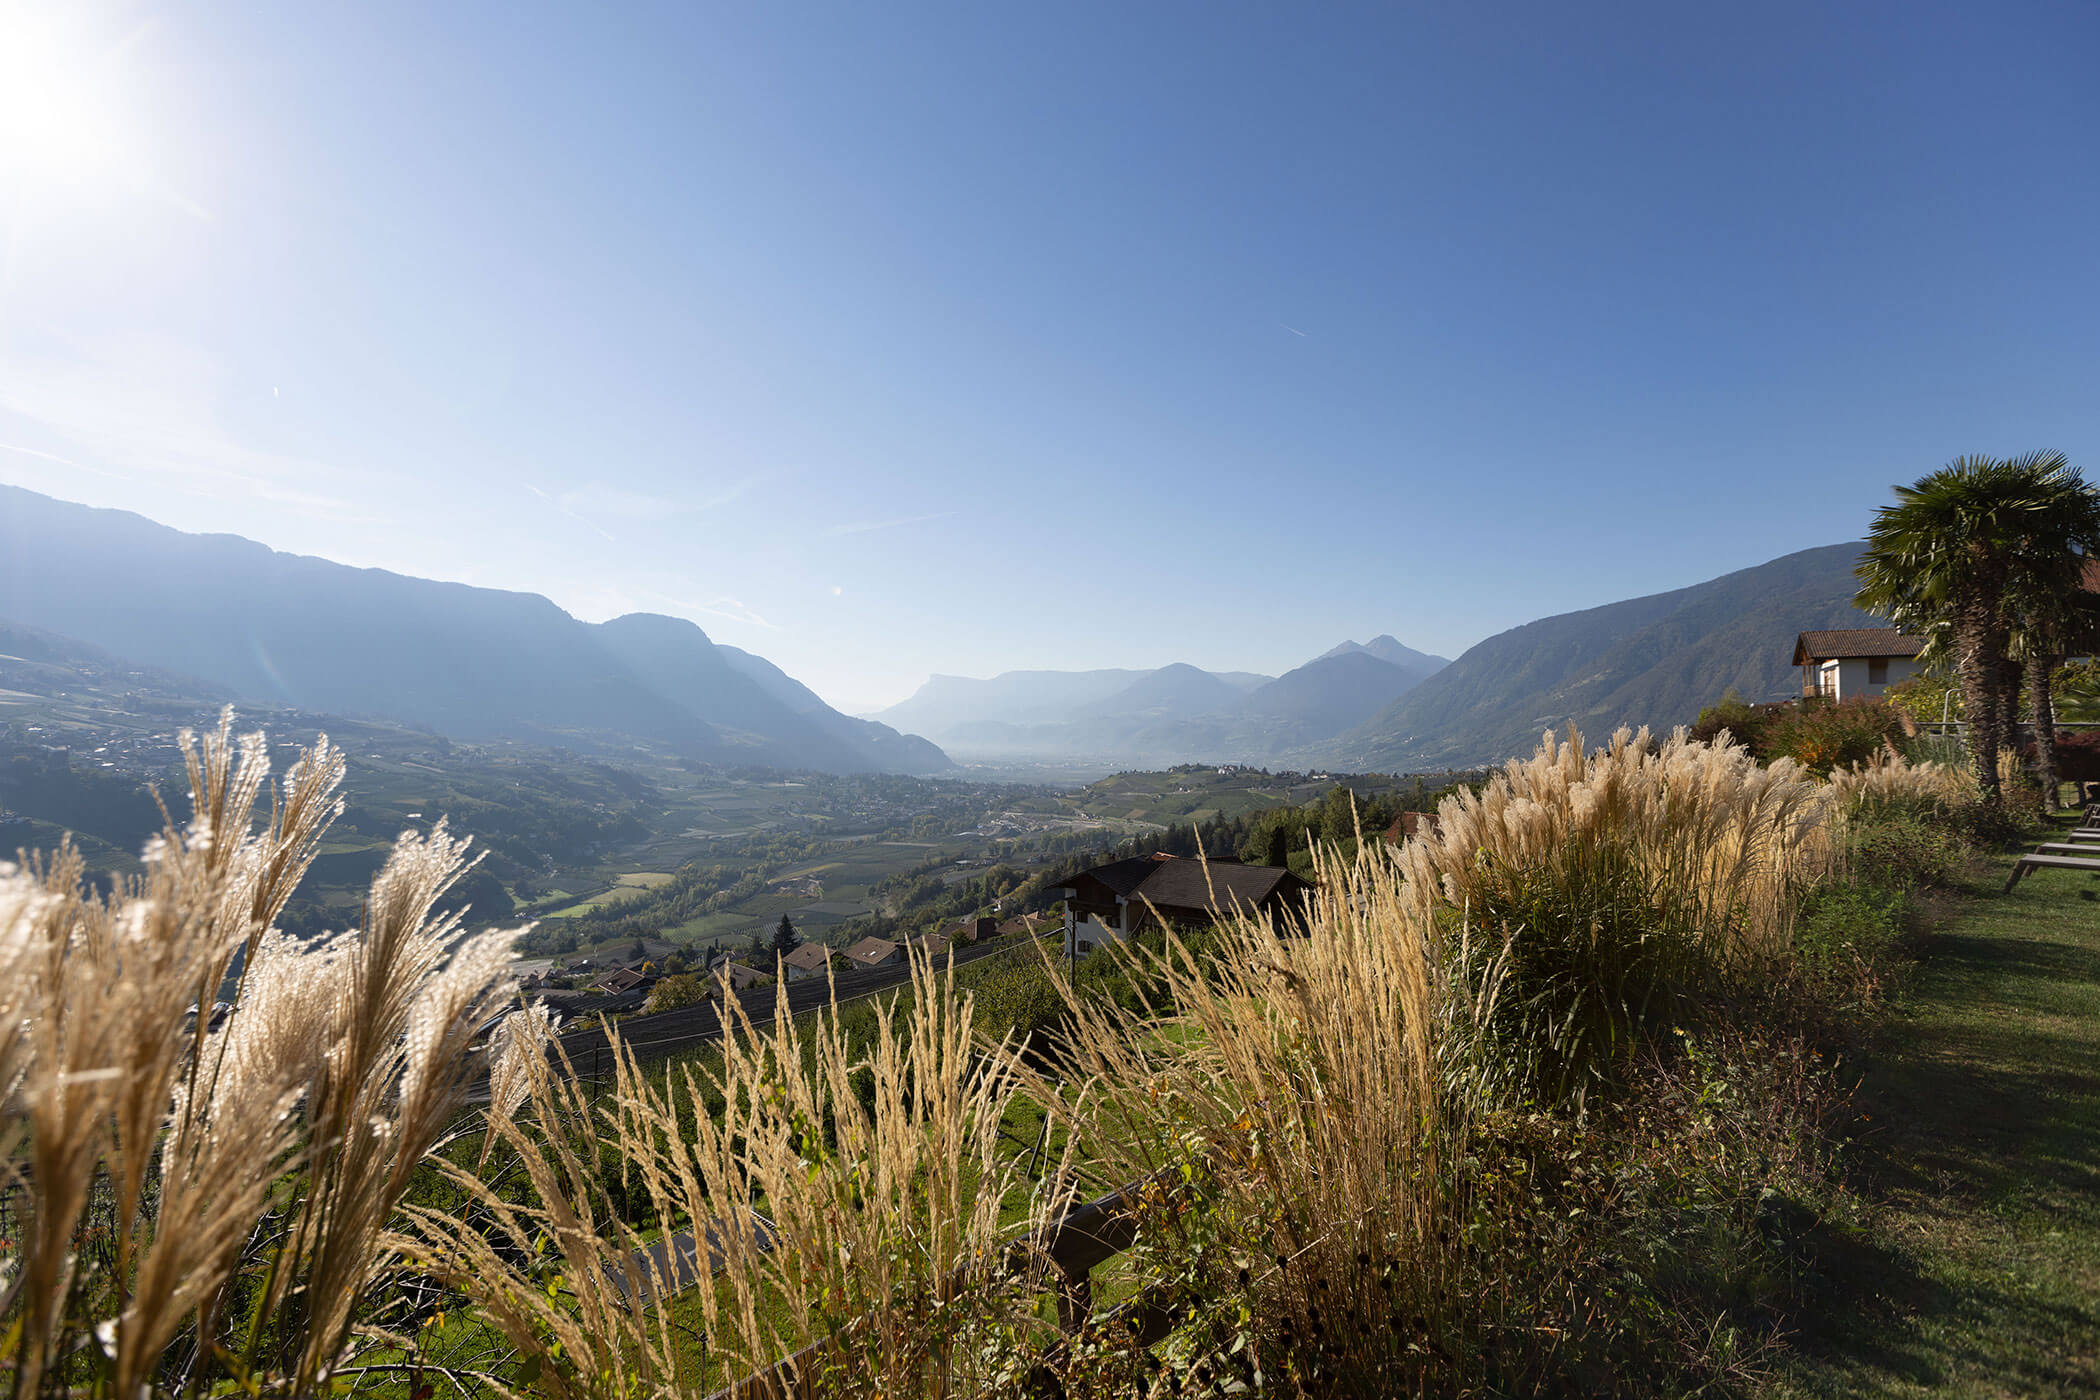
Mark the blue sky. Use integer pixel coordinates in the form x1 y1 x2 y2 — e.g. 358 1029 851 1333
2 1 2095 713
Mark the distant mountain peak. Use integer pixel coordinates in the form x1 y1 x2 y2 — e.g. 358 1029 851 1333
1315 636 1449 673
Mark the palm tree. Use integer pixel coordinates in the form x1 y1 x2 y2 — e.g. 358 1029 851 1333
1856 452 2100 807
2005 532 2100 807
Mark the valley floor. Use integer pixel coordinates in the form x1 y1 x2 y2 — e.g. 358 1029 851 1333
1775 843 2100 1398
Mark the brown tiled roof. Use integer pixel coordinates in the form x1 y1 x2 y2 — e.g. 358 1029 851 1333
844 936 901 966
782 942 834 973
1792 629 1925 665
1067 855 1161 899
1130 857 1309 917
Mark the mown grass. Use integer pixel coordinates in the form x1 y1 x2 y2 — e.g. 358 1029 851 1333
1773 835 2100 1398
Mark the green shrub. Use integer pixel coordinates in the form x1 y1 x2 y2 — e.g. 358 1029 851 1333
1846 806 1968 889
1792 881 1910 1008
642 971 706 1013
1762 698 1907 776
969 959 1067 1051
1689 687 1782 754
1468 843 1707 1104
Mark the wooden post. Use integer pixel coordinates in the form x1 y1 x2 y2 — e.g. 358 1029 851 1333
1055 1265 1092 1335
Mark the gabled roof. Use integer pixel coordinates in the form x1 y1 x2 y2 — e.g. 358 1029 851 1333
715 962 770 991
1792 629 1926 665
1132 857 1309 915
843 936 901 966
1065 855 1161 898
782 942 834 973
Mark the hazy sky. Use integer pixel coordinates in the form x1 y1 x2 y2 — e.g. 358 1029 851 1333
2 2 2096 713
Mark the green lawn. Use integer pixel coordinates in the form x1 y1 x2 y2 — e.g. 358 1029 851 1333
1775 838 2100 1398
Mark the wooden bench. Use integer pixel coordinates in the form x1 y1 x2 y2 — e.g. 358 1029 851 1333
2034 843 2100 856
2004 852 2100 892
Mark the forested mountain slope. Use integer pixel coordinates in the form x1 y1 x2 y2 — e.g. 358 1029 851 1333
1324 542 1881 771
0 485 950 774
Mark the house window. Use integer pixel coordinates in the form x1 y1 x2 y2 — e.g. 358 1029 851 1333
1868 657 1889 684
1077 940 1093 953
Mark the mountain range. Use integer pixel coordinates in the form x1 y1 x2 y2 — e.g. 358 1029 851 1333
868 636 1451 764
0 485 952 775
0 485 1887 780
1320 542 1881 771
870 546 1882 773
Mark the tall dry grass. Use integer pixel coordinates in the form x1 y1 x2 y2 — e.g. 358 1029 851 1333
1395 726 1832 967
408 950 1069 1400
1827 745 1974 820
1383 727 1833 1101
0 710 532 1398
1014 838 1469 1393
0 717 1919 1398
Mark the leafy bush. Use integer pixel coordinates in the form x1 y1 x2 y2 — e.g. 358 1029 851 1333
643 970 706 1012
1761 698 1908 776
1843 805 1968 889
969 958 1066 1052
1792 880 1911 1007
1466 842 1705 1102
1689 687 1783 755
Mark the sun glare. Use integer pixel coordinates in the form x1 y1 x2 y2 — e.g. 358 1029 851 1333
0 4 137 194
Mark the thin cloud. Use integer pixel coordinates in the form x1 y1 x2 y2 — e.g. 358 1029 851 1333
0 440 78 466
1280 323 1308 337
522 480 616 543
0 334 378 521
691 596 778 630
818 511 951 538
639 586 779 632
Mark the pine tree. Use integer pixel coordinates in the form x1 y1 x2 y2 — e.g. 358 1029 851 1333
772 913 799 955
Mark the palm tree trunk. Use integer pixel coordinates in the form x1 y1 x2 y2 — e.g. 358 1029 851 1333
2000 654 2027 780
1957 610 2003 807
2030 651 2061 809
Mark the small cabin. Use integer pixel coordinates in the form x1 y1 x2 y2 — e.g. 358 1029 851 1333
843 936 904 970
780 942 836 982
1792 629 1925 702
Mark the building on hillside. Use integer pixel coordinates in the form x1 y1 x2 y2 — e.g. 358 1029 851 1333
1382 811 1441 846
592 965 651 996
997 910 1058 940
843 936 904 970
938 915 1001 946
1792 629 1926 702
905 930 958 961
1045 853 1313 960
709 961 772 996
781 941 836 982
